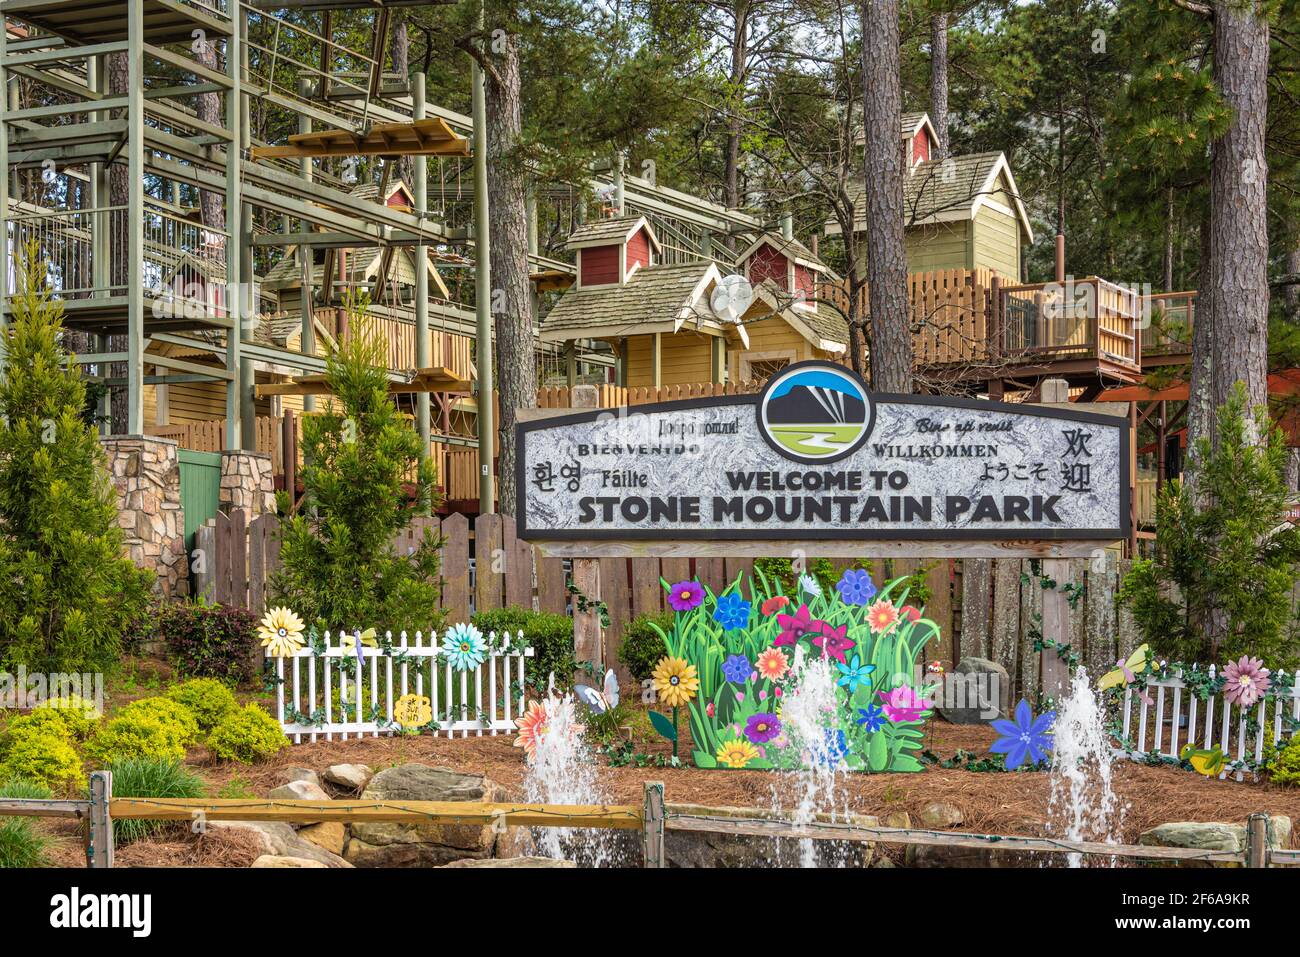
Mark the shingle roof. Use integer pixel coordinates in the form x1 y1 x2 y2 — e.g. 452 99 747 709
740 231 834 275
802 306 849 346
833 152 1020 233
540 262 712 337
564 215 644 249
900 112 928 137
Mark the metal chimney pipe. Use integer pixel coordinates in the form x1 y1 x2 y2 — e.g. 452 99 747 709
780 212 793 240
1054 232 1066 283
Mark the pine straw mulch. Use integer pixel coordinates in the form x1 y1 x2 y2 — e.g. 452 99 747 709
37 819 269 869
189 719 1300 848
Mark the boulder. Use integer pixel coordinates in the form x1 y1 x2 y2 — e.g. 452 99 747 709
882 811 911 829
664 805 877 868
278 767 322 788
918 802 964 828
298 822 347 856
269 779 331 803
251 855 328 868
205 820 352 868
323 763 374 791
440 856 576 868
346 764 501 868
938 657 1008 724
1138 817 1290 867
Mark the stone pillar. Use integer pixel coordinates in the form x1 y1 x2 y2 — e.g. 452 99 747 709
102 435 188 598
220 450 276 517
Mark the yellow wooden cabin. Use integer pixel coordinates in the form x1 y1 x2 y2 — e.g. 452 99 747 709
539 216 849 387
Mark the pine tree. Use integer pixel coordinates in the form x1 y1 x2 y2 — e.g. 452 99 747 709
1120 383 1300 665
0 245 152 673
270 300 445 632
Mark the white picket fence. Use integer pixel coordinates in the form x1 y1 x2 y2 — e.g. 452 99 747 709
270 629 534 743
1116 665 1300 774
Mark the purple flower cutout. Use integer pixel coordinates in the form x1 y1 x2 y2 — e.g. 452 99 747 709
744 712 781 744
990 699 1055 770
667 580 705 612
721 654 752 684
836 568 877 605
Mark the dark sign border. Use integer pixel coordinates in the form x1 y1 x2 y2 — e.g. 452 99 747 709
515 389 1131 543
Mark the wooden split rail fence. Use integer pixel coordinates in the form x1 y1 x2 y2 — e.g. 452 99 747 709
0 773 1286 869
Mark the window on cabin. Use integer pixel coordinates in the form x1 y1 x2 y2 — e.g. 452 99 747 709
738 350 796 382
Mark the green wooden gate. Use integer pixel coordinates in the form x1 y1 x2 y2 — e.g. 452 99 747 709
178 449 222 553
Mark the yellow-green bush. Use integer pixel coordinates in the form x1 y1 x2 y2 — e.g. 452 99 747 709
1267 734 1300 785
0 730 83 788
32 695 102 739
85 714 186 764
1 709 78 750
206 704 287 764
166 678 237 732
116 697 201 746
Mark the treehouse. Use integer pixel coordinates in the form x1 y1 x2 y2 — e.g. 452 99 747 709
538 216 849 386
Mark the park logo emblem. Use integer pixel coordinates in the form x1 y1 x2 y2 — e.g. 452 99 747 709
756 360 874 464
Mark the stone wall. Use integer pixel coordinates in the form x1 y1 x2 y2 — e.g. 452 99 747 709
102 435 188 598
220 450 276 517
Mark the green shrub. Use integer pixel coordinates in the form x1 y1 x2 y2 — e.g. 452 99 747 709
1 708 77 750
206 704 288 764
1268 734 1300 786
31 694 102 739
471 606 575 692
85 714 186 764
116 698 201 746
166 678 238 732
0 730 83 788
106 758 205 844
157 599 259 685
618 612 671 680
0 778 51 867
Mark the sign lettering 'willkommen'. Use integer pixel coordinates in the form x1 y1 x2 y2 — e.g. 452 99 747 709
518 361 1129 542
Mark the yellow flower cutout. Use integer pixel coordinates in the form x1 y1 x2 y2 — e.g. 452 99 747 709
716 738 760 769
393 693 433 730
258 606 305 657
652 656 699 708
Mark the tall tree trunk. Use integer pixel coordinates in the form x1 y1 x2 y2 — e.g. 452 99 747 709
724 1 749 211
1208 1 1269 421
1284 248 1300 322
861 0 912 392
929 12 949 160
1163 186 1175 292
1188 210 1215 464
391 15 413 186
195 40 225 232
483 35 535 515
107 52 130 434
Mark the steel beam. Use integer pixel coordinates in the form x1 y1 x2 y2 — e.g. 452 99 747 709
126 0 145 434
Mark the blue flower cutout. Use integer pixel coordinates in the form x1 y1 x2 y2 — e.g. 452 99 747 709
713 593 752 631
836 568 877 606
990 699 1055 770
721 654 752 684
855 704 886 733
836 655 876 693
813 728 850 768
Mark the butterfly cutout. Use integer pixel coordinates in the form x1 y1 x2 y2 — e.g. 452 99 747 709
1097 644 1150 692
575 668 620 715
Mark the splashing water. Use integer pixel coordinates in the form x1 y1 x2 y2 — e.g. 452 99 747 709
1048 669 1126 866
773 652 852 867
520 694 614 866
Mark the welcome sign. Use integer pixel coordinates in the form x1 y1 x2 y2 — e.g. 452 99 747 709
517 361 1129 546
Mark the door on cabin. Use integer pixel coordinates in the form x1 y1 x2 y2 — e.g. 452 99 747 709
178 449 222 560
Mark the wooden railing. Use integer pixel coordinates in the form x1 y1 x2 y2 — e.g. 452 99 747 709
1000 277 1140 368
537 381 762 409
313 306 475 381
1140 291 1196 356
912 268 997 365
145 416 285 472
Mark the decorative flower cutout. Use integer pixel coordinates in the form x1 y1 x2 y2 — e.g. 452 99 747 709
393 693 432 731
1222 655 1271 707
836 568 877 605
743 712 781 744
721 654 752 684
713 593 752 630
810 622 856 664
774 603 816 647
836 654 876 692
756 647 789 682
666 580 705 611
878 685 928 723
866 599 899 634
258 607 305 658
652 656 698 708
760 595 790 616
441 623 486 671
716 738 760 768
989 699 1055 770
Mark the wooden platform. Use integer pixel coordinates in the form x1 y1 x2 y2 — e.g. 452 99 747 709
0 0 232 45
254 366 471 398
249 118 468 161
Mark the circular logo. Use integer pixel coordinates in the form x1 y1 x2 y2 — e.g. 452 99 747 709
756 361 874 464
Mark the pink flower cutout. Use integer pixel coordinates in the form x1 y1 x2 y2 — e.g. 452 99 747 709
878 685 928 723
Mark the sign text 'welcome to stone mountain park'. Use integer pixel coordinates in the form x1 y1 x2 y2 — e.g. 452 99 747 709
517 361 1129 544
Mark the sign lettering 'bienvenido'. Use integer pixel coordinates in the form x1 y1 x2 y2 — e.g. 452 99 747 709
517 361 1129 546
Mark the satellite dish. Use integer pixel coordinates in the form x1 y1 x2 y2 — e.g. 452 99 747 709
710 273 754 324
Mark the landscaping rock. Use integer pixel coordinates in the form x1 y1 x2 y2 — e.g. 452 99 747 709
269 779 331 803
205 821 352 868
440 856 576 868
278 767 322 789
938 657 1008 724
323 763 374 791
251 855 327 868
663 805 878 868
346 764 501 868
298 822 347 857
918 802 965 828
1138 817 1291 866
883 811 911 829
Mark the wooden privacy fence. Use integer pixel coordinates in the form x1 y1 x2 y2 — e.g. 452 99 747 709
1118 666 1300 772
270 629 533 743
3 775 1285 870
537 380 762 409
